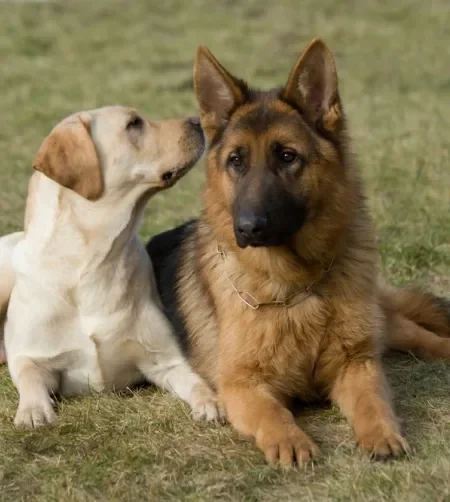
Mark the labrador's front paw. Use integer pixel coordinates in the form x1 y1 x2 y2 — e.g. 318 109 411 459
190 382 226 422
14 398 57 428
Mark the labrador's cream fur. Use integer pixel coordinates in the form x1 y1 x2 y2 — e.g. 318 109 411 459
0 106 221 427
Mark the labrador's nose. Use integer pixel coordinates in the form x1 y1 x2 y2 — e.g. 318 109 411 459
187 116 202 131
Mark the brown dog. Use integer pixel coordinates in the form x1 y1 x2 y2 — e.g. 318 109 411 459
147 39 450 466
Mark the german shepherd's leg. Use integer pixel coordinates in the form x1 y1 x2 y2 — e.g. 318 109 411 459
380 283 450 338
221 382 319 466
330 359 409 458
385 311 450 360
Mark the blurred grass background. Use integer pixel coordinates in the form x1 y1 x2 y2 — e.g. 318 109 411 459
0 1 449 500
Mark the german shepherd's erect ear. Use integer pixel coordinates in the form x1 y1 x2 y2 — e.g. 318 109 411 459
193 46 247 139
282 38 342 134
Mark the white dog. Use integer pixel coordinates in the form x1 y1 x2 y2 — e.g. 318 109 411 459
0 106 221 427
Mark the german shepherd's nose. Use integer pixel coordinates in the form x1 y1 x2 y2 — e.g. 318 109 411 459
235 211 268 247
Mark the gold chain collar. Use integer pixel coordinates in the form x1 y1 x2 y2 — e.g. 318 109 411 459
217 243 335 310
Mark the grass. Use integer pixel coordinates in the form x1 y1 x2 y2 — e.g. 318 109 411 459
0 0 449 500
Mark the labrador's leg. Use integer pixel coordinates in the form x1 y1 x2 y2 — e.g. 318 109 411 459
0 311 6 365
139 357 224 421
0 339 5 364
10 358 58 428
0 232 23 365
137 306 224 421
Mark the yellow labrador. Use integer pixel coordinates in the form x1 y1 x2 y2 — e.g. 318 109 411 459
0 106 221 427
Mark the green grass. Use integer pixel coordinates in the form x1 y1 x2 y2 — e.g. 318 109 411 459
1 0 449 500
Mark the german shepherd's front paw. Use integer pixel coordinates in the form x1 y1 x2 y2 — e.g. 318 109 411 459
256 423 319 467
357 427 409 459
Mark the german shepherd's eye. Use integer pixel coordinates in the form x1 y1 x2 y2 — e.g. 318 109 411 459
277 149 297 164
228 153 243 171
126 116 144 130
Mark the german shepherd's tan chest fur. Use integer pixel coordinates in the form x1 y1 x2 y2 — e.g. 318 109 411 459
178 223 379 403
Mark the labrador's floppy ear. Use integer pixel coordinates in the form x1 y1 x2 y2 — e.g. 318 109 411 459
32 114 103 200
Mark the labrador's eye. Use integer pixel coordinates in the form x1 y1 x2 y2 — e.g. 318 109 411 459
127 116 144 130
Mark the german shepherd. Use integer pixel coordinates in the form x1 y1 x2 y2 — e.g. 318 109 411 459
147 39 450 466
